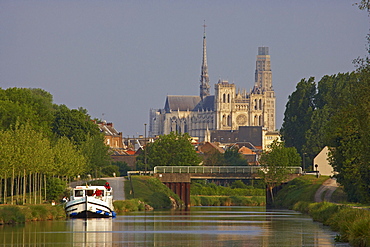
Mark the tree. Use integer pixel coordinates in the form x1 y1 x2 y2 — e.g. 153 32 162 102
280 77 316 155
202 150 224 166
223 146 247 166
0 122 54 204
51 136 87 177
112 161 132 176
137 132 201 170
259 141 301 203
52 105 111 178
0 88 55 136
324 2 370 203
80 134 111 178
304 73 355 167
52 105 100 146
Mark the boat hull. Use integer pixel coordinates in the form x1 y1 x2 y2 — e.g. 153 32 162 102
65 196 116 218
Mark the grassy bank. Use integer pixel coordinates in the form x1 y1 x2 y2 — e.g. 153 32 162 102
113 199 146 213
293 201 370 246
190 180 265 206
123 176 183 211
273 175 328 208
275 175 370 247
0 204 66 224
191 195 265 206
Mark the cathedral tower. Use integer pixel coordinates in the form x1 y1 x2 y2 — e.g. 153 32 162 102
250 47 275 131
214 80 236 130
199 22 210 100
255 47 272 90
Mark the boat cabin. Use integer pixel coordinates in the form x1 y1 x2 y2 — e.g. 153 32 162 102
71 186 112 201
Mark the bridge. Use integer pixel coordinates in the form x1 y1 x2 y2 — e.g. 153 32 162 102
153 166 302 207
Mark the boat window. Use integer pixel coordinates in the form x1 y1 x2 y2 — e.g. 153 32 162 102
74 190 83 197
86 190 94 196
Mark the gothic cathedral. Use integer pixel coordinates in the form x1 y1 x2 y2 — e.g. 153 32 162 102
149 27 276 142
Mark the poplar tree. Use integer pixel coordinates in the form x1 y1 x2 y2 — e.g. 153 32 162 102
280 77 316 155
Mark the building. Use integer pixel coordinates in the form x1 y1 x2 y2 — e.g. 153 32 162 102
97 121 125 149
149 26 276 143
313 146 335 176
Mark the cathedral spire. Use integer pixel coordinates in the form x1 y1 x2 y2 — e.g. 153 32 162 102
200 20 210 100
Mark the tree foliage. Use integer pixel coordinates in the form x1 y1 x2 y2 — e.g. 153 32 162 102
136 132 201 170
0 87 111 204
280 77 316 155
0 88 55 136
281 71 370 203
280 1 370 202
52 105 101 145
222 146 247 166
259 141 301 203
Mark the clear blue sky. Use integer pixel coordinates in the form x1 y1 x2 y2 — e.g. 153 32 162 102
1 1 368 137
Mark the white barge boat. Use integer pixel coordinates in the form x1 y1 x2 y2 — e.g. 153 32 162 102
65 185 116 218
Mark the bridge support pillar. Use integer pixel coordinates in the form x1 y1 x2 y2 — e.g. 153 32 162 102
163 182 190 208
155 173 191 208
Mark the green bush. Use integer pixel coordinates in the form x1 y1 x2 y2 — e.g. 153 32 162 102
291 200 370 246
230 196 265 206
0 206 25 224
190 181 264 196
306 202 342 224
101 165 120 177
292 201 311 213
348 217 370 247
0 204 65 224
327 207 366 243
190 195 265 206
190 196 199 206
275 176 370 246
231 180 248 189
113 199 145 213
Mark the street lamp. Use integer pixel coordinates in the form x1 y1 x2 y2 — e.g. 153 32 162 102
315 164 319 178
302 153 307 173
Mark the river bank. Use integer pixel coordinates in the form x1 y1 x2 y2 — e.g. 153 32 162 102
0 204 65 224
274 175 370 247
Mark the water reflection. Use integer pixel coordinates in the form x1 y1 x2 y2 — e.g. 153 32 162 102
69 218 112 246
0 206 345 246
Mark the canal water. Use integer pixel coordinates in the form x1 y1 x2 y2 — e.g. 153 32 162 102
0 206 346 246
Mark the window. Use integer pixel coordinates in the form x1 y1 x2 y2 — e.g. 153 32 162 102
86 190 94 196
75 190 83 197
